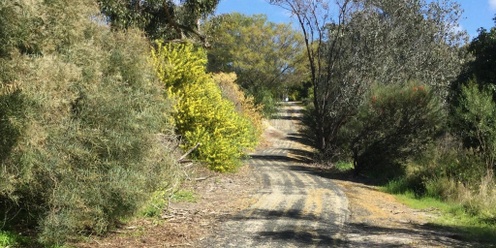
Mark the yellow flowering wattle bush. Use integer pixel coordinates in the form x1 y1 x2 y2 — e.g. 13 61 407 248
212 72 264 138
151 42 258 172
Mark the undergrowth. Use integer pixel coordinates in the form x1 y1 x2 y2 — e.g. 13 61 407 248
383 177 496 244
171 190 197 203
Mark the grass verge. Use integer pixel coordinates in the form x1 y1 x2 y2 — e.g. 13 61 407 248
171 190 197 203
382 183 496 245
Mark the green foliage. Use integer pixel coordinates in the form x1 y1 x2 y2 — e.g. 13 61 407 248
140 190 168 218
0 2 40 58
424 17 496 229
384 177 496 244
342 83 444 178
415 136 486 188
171 190 197 203
0 230 22 247
205 13 307 115
385 136 496 241
0 1 180 245
151 42 258 172
452 82 496 171
416 82 496 227
97 0 220 43
383 178 413 195
248 87 278 116
451 18 496 104
271 0 467 154
333 161 354 172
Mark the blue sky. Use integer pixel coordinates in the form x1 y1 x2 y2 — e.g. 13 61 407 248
216 0 496 40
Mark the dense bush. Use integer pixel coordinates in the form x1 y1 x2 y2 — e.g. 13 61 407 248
424 81 496 220
0 0 179 245
151 42 258 172
382 81 496 220
451 82 496 171
376 81 496 226
396 135 496 222
212 72 264 137
340 83 444 178
250 87 279 116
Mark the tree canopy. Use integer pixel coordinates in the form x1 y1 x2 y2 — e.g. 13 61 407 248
452 15 496 101
98 0 220 43
205 13 306 113
269 0 467 155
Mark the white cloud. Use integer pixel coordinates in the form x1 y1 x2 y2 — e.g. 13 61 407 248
490 0 496 11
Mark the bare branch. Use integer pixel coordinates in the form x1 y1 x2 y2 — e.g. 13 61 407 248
178 143 201 163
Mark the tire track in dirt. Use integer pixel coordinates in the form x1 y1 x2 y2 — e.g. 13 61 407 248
201 102 349 247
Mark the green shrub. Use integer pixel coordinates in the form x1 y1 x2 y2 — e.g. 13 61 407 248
0 230 28 247
379 80 496 228
0 1 179 245
384 177 413 195
415 136 486 187
452 81 496 171
250 86 278 117
342 83 444 179
139 190 169 218
151 42 258 172
396 135 495 220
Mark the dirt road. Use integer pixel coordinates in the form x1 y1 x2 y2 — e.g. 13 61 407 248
202 102 349 247
200 102 476 248
77 102 480 247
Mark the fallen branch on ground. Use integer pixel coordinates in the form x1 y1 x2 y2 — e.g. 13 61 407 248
178 143 200 163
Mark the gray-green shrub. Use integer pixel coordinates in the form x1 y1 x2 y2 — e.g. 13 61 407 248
0 0 179 245
341 83 444 178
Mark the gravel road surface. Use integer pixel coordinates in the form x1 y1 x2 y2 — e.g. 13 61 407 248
203 102 350 247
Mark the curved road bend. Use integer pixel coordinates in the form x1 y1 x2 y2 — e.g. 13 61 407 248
202 102 350 248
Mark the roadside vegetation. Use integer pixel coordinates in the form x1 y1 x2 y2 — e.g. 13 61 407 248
2 0 496 246
151 42 259 172
384 180 496 243
0 0 260 246
268 0 496 244
204 13 308 115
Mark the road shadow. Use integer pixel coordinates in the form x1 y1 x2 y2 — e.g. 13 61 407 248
229 208 320 222
226 208 343 247
287 163 389 187
286 132 315 147
344 222 485 248
271 115 301 121
248 154 309 164
256 228 343 247
248 148 314 164
255 222 473 247
224 207 476 247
